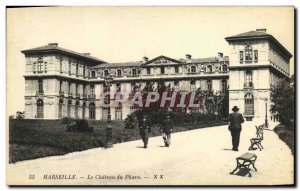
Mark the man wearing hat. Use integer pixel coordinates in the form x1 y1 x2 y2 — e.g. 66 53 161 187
139 114 152 148
228 106 245 151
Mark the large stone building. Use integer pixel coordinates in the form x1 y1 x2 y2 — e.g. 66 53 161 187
22 29 292 121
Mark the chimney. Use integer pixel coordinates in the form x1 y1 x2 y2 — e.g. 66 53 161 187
82 53 90 56
218 52 223 57
48 43 58 47
185 54 192 59
256 28 267 33
143 56 149 62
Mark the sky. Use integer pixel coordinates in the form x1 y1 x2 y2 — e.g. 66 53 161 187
6 7 294 115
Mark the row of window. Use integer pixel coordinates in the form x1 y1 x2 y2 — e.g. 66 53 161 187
239 45 258 62
60 59 88 78
36 93 254 119
132 80 228 93
99 64 228 78
37 78 228 98
33 57 228 78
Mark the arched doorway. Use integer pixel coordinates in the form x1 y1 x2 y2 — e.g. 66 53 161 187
36 99 44 118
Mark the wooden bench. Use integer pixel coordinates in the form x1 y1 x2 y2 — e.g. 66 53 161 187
248 125 264 151
230 152 257 177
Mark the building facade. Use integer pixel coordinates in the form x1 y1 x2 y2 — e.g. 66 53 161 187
225 29 292 121
22 29 292 121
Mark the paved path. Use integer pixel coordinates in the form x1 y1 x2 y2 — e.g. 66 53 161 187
7 122 294 185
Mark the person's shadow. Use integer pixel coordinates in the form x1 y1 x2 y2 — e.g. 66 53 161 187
222 148 233 151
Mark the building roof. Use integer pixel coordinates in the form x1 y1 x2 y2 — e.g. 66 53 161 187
21 43 106 64
225 30 292 58
94 55 229 68
225 30 271 39
182 56 229 63
94 61 142 68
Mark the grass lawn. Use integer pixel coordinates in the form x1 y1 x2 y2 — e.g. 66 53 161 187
9 119 227 163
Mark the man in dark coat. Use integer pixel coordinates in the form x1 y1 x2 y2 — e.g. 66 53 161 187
228 106 245 151
161 114 173 147
139 114 152 148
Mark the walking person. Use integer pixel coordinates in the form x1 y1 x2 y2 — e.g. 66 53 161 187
228 106 245 151
139 114 152 148
161 114 173 147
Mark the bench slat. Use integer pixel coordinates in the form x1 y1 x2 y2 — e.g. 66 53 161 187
238 152 256 160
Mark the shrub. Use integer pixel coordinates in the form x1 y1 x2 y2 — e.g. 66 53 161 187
124 114 137 129
124 110 224 128
61 117 74 125
66 119 94 133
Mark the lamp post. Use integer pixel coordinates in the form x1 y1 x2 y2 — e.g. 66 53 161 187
104 73 113 148
264 98 268 128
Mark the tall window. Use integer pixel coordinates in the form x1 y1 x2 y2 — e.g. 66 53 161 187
83 66 86 78
160 67 165 74
36 99 44 118
33 62 37 73
245 93 254 115
245 70 253 87
132 68 137 76
239 51 244 63
207 80 212 91
147 68 151 75
76 64 79 76
221 80 227 94
68 61 71 75
91 70 96 78
104 70 109 77
75 101 79 118
59 80 63 93
44 62 47 73
191 66 196 73
222 64 228 72
89 102 96 119
190 80 196 92
37 58 43 72
75 84 78 96
174 66 179 73
59 59 63 73
67 100 72 117
116 82 121 92
90 84 95 98
68 82 71 95
206 65 213 73
58 99 63 118
116 69 122 76
174 81 179 91
254 50 258 61
115 104 122 120
245 45 253 61
82 102 86 119
38 79 43 94
102 107 108 120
